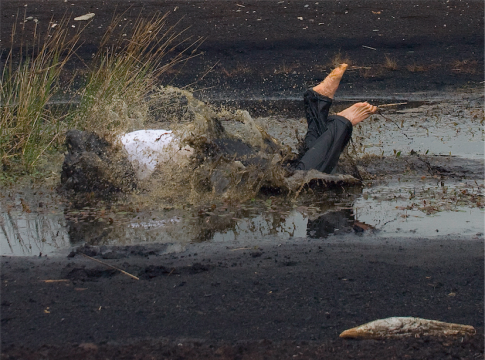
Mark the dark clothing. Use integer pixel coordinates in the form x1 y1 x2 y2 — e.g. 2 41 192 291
296 90 353 173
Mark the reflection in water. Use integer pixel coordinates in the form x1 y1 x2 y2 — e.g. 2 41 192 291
1 177 483 256
61 186 362 248
0 209 69 256
307 209 355 238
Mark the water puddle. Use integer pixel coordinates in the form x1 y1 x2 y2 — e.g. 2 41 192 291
1 93 483 256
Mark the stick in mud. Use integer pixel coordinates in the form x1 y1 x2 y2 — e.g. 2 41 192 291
378 102 408 108
80 253 140 280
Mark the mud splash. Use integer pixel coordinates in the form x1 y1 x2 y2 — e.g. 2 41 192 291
124 86 359 207
1 90 483 256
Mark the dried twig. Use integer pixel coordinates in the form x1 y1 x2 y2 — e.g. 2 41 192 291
378 102 408 108
80 253 139 280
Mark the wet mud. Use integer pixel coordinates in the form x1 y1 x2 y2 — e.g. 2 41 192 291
1 237 484 359
1 0 484 358
2 91 482 255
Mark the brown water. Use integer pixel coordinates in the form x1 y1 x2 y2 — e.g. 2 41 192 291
1 90 483 256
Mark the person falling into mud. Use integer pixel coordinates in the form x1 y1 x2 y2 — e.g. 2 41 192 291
295 63 378 174
120 63 378 179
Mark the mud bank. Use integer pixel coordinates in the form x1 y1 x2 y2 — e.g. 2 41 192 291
1 0 483 99
1 237 484 359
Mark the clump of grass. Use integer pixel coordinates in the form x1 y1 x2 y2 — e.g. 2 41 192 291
328 52 352 68
451 59 479 74
383 56 398 71
1 16 82 172
406 64 427 72
69 12 201 140
1 11 200 177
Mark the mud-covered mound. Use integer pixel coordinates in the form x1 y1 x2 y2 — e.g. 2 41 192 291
61 130 138 194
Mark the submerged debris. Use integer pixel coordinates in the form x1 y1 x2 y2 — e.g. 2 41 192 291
339 317 476 339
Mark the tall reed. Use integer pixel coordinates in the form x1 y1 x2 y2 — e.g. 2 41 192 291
1 16 82 172
69 12 201 139
1 11 200 176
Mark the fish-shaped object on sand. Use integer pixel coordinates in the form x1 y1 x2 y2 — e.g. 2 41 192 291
339 317 476 339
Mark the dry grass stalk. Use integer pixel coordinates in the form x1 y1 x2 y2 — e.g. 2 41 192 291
81 253 140 280
70 12 202 139
383 56 398 71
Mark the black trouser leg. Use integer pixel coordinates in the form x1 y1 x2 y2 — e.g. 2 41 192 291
297 90 353 173
302 89 332 148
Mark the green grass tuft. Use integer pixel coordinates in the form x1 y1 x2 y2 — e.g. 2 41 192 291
1 16 82 172
1 11 201 177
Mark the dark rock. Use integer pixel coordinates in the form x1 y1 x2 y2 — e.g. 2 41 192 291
60 130 137 195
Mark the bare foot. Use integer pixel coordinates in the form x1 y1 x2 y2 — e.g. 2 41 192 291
337 102 378 126
312 63 348 99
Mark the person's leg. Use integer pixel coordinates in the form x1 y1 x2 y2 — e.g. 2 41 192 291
312 63 348 99
337 102 378 126
303 64 348 149
297 114 353 173
297 103 378 173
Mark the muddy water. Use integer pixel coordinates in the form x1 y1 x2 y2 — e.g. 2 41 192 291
1 93 483 256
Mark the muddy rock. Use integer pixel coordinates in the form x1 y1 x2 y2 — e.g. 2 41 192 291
60 130 138 195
